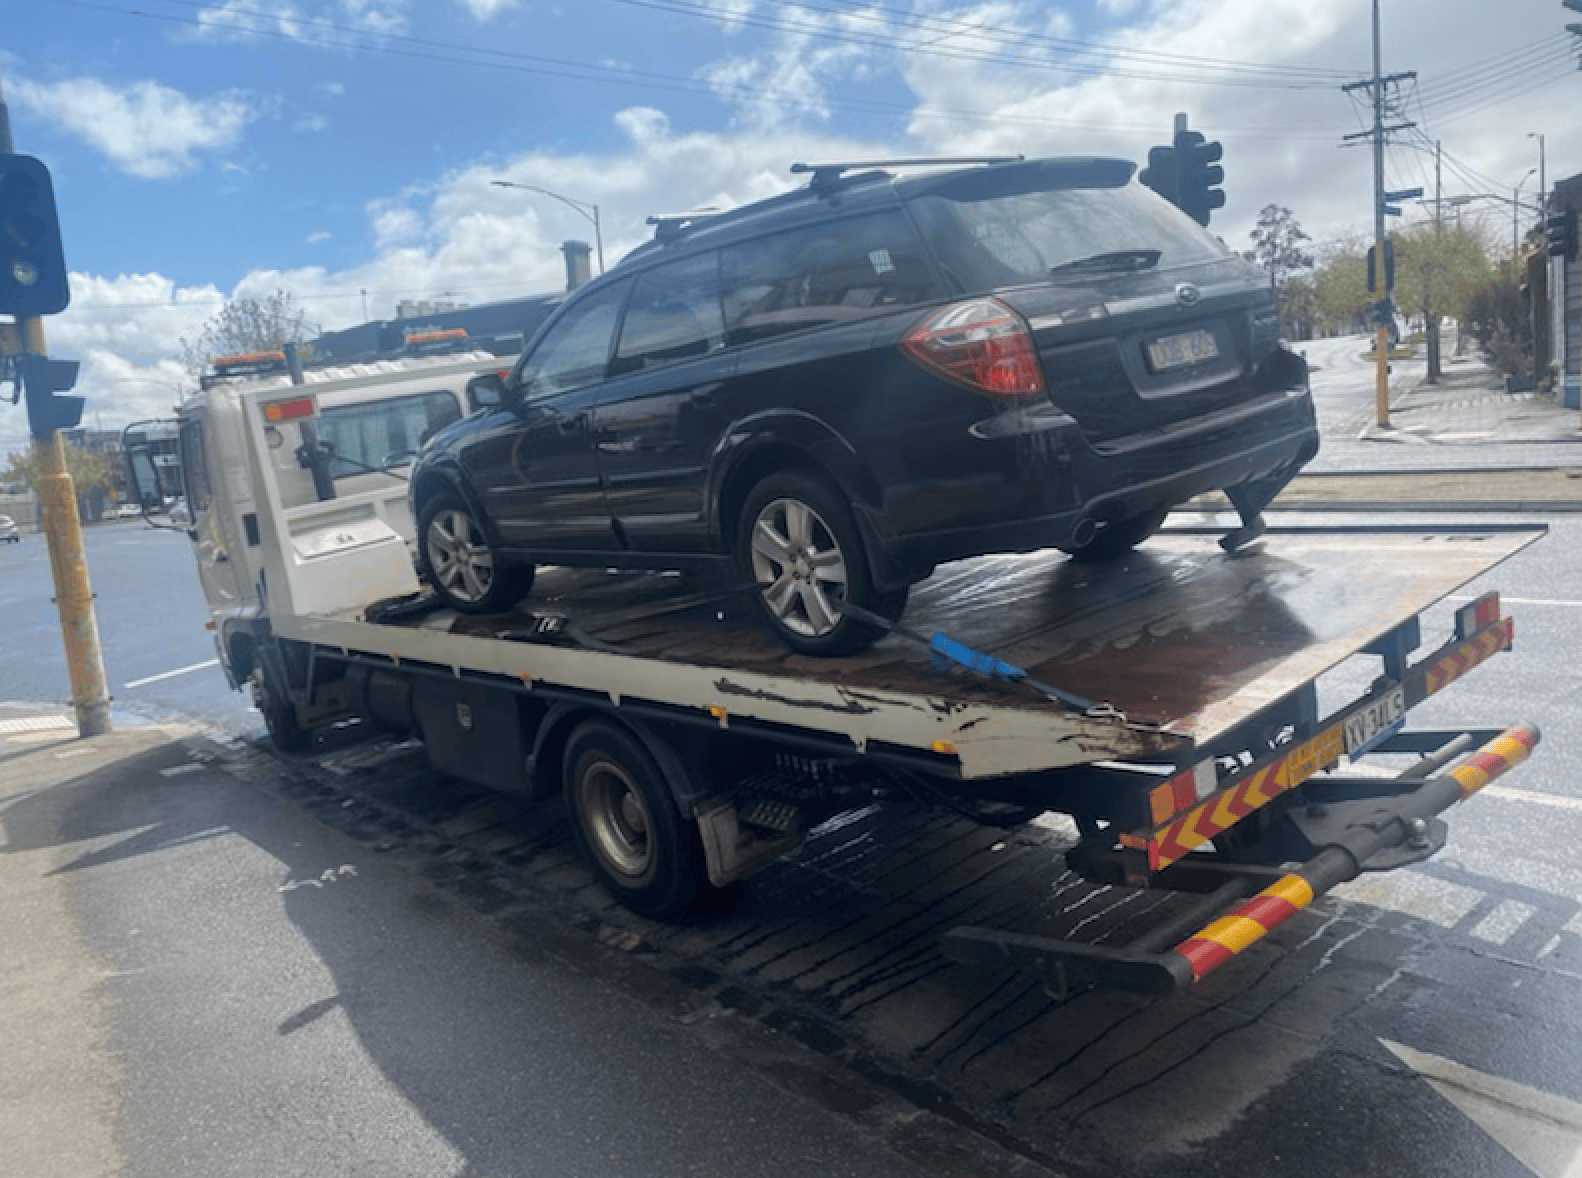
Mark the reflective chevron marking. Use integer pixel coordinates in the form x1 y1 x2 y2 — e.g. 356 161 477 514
1141 728 1343 872
1130 616 1517 875
1423 620 1512 696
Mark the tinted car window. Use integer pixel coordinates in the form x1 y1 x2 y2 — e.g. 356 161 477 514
516 277 632 400
719 209 940 346
907 181 1228 291
613 252 725 376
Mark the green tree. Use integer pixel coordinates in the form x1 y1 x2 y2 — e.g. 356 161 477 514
1311 238 1371 338
4 442 111 493
1390 222 1492 382
1248 205 1316 339
3 440 114 520
1465 259 1530 380
178 289 317 380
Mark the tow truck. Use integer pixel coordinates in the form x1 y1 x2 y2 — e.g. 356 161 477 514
123 344 1544 997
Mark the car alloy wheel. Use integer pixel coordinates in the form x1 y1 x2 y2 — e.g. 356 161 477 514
418 492 534 614
749 495 850 640
737 470 904 656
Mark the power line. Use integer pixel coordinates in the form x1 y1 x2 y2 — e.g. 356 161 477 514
65 0 1357 138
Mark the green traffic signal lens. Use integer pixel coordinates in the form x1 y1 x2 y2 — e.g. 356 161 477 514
13 258 39 287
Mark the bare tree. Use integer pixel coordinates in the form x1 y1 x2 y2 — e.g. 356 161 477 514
1248 205 1315 340
178 290 318 380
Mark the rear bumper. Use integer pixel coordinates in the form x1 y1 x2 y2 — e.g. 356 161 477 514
868 390 1319 583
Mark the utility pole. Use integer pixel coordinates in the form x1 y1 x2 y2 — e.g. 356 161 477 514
1340 1 1415 428
0 67 112 737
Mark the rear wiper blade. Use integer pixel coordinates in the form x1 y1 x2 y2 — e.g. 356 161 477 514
1048 249 1161 278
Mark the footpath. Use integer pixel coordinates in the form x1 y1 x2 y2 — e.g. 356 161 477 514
1278 352 1582 511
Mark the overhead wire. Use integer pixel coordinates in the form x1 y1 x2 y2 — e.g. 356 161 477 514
64 0 1354 137
612 0 1355 89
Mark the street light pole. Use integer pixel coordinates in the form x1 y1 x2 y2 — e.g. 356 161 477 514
1514 169 1536 259
490 180 604 275
1529 132 1545 221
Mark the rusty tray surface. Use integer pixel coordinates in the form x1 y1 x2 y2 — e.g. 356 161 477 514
445 523 1541 749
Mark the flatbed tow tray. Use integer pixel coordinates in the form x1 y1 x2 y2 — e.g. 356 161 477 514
283 521 1545 994
287 522 1541 766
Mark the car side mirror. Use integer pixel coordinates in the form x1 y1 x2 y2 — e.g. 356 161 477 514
466 371 508 411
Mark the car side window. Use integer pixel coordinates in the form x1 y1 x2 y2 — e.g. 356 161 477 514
515 278 632 401
719 210 939 346
612 252 724 376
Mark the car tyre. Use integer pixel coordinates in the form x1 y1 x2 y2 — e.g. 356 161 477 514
563 720 707 919
1062 507 1170 564
737 470 905 657
418 491 534 614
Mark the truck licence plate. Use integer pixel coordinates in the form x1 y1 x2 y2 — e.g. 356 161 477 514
1146 329 1219 372
1344 685 1407 757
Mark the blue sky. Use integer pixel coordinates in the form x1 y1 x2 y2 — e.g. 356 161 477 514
2 0 1578 449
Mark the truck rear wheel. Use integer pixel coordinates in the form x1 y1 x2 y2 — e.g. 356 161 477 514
251 662 312 754
563 721 706 919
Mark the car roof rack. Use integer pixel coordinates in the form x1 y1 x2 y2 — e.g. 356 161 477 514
790 155 1024 194
646 208 723 242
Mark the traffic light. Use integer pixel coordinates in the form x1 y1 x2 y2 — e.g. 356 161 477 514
1546 207 1578 260
0 154 71 317
16 353 84 437
1366 240 1396 293
1139 144 1179 207
1173 129 1225 227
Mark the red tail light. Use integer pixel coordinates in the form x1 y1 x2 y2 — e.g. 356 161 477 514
902 298 1045 398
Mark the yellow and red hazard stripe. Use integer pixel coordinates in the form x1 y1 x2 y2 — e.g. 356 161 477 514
1448 723 1538 798
1166 723 1539 984
1123 603 1516 876
1175 873 1315 981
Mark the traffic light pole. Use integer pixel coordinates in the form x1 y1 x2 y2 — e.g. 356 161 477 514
1369 0 1390 430
0 71 112 737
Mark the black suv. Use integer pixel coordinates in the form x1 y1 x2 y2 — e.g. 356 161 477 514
410 156 1318 655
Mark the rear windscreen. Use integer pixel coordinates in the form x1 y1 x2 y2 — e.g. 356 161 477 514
906 181 1231 292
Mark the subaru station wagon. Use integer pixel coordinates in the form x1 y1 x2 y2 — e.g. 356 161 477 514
410 156 1319 655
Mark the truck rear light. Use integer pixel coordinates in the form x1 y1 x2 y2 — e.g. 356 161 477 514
903 298 1045 398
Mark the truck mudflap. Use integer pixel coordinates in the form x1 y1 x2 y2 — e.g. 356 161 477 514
941 723 1540 996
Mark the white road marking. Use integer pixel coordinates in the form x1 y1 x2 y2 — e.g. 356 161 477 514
1381 1040 1582 1178
1470 899 1536 945
1447 594 1582 609
123 659 220 689
0 714 74 734
1481 786 1582 814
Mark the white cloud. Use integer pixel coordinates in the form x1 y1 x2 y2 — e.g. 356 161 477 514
10 77 260 179
41 273 226 435
700 3 882 127
455 0 518 20
185 0 407 43
307 231 333 243
187 0 309 43
295 112 330 133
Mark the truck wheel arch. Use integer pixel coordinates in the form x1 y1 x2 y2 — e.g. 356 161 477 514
531 704 707 815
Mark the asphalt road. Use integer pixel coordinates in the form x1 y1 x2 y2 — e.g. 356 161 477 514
0 517 259 735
